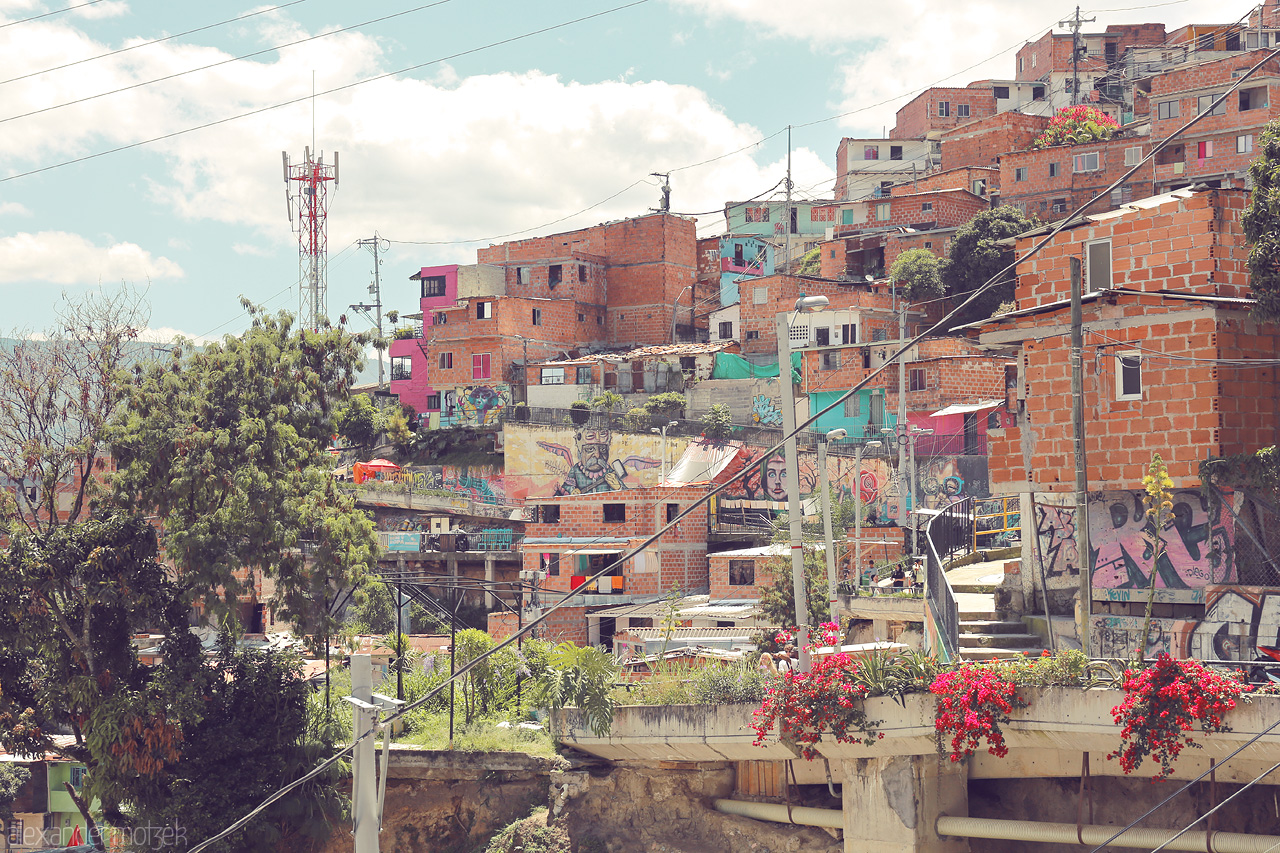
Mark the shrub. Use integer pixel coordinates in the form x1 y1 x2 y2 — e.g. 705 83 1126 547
621 407 650 431
700 404 733 440
1031 104 1119 149
752 648 882 759
644 392 686 421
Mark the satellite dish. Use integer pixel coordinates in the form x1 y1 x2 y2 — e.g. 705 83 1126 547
865 275 874 282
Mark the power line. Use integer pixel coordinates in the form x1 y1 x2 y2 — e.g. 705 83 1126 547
0 0 655 185
0 0 316 87
1147 759 1280 853
0 0 111 30
0 0 460 127
1087 329 1280 365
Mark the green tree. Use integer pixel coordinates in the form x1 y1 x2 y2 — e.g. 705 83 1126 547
758 548 831 630
0 762 30 831
700 403 733 440
644 392 686 422
1242 120 1280 321
108 302 379 636
940 206 1038 329
888 248 944 301
336 395 380 447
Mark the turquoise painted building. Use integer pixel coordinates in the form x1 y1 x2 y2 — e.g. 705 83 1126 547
717 236 774 306
809 388 897 439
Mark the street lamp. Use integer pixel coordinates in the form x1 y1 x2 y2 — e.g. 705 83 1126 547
854 439 883 591
818 428 846 619
774 295 829 672
651 420 680 483
670 284 693 343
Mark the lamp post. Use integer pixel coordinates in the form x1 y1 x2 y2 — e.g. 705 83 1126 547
908 426 934 561
670 284 693 343
650 420 680 484
774 294 829 672
854 439 883 589
818 428 846 619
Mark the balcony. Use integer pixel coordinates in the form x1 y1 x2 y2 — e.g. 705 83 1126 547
570 575 625 594
376 529 523 554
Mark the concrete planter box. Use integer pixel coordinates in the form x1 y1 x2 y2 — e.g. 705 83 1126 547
557 703 789 761
837 592 926 622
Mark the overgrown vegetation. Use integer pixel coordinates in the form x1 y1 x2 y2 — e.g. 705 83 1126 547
1243 120 1280 321
888 248 944 300
940 206 1038 329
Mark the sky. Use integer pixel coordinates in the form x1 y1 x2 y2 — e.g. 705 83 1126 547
0 0 1250 345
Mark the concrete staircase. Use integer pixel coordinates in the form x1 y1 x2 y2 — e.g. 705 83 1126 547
949 560 1047 662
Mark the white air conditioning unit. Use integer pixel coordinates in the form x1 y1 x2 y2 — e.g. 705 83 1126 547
1174 162 1185 174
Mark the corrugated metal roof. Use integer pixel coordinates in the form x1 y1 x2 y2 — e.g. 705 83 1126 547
533 340 737 367
619 626 776 639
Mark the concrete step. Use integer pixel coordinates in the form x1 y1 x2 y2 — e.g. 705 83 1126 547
958 610 1001 621
958 632 1045 649
959 620 1027 635
961 646 1048 661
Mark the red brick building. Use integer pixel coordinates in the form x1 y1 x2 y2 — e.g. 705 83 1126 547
736 273 907 358
940 113 1049 172
892 85 998 139
999 134 1155 220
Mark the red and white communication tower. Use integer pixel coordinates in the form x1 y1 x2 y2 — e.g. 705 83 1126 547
283 146 339 330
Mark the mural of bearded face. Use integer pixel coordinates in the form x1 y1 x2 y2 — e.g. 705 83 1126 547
576 427 611 474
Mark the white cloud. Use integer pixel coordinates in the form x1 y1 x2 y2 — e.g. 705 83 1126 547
137 325 218 346
232 242 271 257
669 0 1245 136
0 231 183 284
70 1 127 20
0 201 31 216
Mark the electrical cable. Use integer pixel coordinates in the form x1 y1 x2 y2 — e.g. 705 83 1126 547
667 179 785 217
0 0 460 127
0 0 110 29
1086 329 1280 365
0 0 655 185
0 0 315 87
1146 759 1280 853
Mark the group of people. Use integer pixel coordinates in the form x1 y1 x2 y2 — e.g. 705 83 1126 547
758 643 797 673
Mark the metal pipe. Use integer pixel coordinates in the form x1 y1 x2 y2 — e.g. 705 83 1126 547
713 799 842 830
937 816 1280 852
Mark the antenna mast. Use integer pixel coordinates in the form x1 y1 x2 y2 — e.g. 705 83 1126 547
283 145 339 331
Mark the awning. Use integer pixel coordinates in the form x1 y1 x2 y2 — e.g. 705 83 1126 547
663 439 745 487
929 399 1003 418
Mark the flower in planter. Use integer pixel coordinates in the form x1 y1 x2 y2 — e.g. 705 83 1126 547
1107 653 1250 780
751 650 881 759
930 663 1027 761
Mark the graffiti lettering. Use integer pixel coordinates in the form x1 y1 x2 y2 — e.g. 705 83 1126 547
750 394 783 426
1035 504 1079 580
1091 489 1235 591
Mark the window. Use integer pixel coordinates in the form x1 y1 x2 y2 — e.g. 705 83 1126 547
576 366 593 384
578 312 585 322
879 180 893 196
1197 93 1226 116
549 264 562 286
433 311 448 325
1241 87 1268 111
666 503 680 523
745 330 760 341
517 267 530 285
844 395 861 417
438 352 453 369
1031 53 1037 68
972 179 987 196
909 368 926 391
937 101 950 117
421 276 446 297
875 202 891 221
869 392 885 428
1018 56 1024 73
541 552 560 574
597 314 604 325
864 145 879 160
1073 152 1100 173
1124 146 1143 166
719 321 733 339
924 241 932 249
822 351 840 370
1115 351 1142 400
476 301 493 319
540 367 565 385
532 307 542 326
994 85 1009 99
391 355 411 381
1048 162 1059 178
861 348 871 369
841 323 857 344
472 353 491 380
871 328 888 342
1248 31 1273 49
890 145 903 160
814 327 830 346
921 202 933 212
70 765 86 787
9 819 22 845
810 206 835 222
1015 167 1028 181
1239 134 1254 154
745 206 770 222
603 503 626 523
1197 140 1214 159
1110 185 1133 206
728 560 755 586
1157 100 1180 120
842 208 856 224
753 286 768 305
539 505 561 524
1032 85 1045 100
1051 198 1068 213
957 103 970 118
1086 239 1112 290
425 392 441 410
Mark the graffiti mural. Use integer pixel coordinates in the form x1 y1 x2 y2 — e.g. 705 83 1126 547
750 395 783 427
1091 489 1236 592
1088 587 1280 665
1035 504 1080 581
440 384 510 427
915 455 990 510
369 464 511 505
505 424 681 499
727 448 818 502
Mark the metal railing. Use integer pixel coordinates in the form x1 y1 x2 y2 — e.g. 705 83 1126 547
923 496 974 662
376 529 523 553
974 495 1021 548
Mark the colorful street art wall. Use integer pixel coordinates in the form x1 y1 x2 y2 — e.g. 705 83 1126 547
439 384 511 428
365 463 510 504
504 424 682 500
1090 586 1280 663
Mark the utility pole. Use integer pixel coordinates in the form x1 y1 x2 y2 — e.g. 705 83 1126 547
522 337 529 404
350 235 389 389
896 308 908 524
1070 256 1092 656
784 126 793 271
1061 6 1095 106
650 172 671 213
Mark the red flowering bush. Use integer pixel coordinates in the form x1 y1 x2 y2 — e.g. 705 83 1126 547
1032 104 1119 149
752 647 881 760
1107 653 1250 780
930 663 1028 762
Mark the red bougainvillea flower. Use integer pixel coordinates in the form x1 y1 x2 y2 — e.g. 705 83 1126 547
929 663 1027 762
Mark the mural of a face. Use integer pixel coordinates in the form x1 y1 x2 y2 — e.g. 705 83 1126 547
577 428 611 475
763 454 788 501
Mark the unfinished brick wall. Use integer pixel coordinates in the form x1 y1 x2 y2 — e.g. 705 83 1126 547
898 165 1000 195
709 552 775 600
738 274 901 356
940 113 1049 171
1000 136 1156 221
